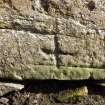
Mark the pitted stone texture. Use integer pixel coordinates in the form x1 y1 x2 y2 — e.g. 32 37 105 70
0 30 56 80
0 13 56 35
41 0 105 28
58 36 105 68
0 29 55 65
0 0 105 80
57 18 105 40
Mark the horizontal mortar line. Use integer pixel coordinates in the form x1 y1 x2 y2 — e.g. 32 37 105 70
45 13 85 27
57 51 79 55
26 64 57 66
0 64 103 70
59 34 105 41
0 27 104 41
58 66 105 70
0 28 86 39
0 28 56 35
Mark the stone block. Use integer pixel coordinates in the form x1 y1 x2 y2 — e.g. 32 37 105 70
58 36 105 68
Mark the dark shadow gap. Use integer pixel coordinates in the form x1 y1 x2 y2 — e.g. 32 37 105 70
0 79 105 96
87 1 96 11
54 35 60 68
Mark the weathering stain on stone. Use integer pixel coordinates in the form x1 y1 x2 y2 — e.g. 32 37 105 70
0 0 104 80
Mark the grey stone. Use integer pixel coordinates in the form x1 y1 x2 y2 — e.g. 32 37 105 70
0 82 24 96
0 97 9 105
58 35 105 68
0 0 105 80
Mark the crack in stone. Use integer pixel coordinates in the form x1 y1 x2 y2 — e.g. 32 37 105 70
0 44 13 71
0 24 55 36
54 35 60 68
54 18 60 68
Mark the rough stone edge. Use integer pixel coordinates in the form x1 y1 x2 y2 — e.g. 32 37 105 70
0 66 105 80
0 82 24 90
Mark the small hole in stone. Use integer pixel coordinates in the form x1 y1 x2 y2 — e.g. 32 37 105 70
32 5 35 11
87 1 95 11
40 0 49 12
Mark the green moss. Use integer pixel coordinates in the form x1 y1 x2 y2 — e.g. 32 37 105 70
0 21 8 28
58 67 91 80
57 86 87 103
92 69 105 80
0 65 105 80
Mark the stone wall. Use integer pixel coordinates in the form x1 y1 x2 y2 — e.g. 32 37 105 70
0 0 105 80
0 1 105 105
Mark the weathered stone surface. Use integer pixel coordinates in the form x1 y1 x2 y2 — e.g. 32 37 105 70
0 29 56 80
58 36 105 68
0 0 105 80
56 86 88 103
0 97 9 105
0 30 55 65
0 82 24 96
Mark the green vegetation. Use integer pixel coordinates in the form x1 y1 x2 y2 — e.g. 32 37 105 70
0 21 8 28
57 86 88 103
